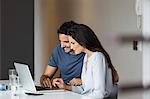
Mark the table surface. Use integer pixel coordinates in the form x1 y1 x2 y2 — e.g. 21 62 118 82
0 91 94 99
0 80 94 99
1 80 150 99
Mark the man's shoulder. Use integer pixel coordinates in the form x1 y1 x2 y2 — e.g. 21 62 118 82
52 43 64 54
53 43 62 51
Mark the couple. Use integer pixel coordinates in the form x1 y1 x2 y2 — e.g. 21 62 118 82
40 21 118 99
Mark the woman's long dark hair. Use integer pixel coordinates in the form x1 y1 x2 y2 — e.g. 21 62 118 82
67 24 117 83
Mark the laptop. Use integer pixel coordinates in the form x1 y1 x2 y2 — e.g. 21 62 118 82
14 62 64 93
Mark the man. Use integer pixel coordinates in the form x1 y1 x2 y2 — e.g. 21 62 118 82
40 21 85 88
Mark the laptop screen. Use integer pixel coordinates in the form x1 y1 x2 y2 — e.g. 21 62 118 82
14 62 37 92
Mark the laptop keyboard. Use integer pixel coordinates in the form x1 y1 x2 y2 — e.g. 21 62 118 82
35 86 60 91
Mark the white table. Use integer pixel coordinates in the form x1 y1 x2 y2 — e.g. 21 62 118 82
0 80 94 99
0 91 94 99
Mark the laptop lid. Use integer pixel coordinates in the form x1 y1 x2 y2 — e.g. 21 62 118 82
14 62 64 93
14 62 37 93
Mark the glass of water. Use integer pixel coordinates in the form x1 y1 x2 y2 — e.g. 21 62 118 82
8 69 18 92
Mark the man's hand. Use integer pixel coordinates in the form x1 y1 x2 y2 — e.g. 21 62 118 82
68 78 82 86
52 78 65 89
40 75 52 88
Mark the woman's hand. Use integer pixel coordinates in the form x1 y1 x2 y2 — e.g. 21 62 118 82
52 78 65 89
68 78 82 86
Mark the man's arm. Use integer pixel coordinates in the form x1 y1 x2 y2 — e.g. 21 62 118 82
40 66 57 88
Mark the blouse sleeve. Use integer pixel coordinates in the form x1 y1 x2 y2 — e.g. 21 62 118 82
86 53 106 99
72 85 84 94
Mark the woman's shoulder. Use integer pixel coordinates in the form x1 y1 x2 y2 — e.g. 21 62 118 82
89 52 105 62
91 52 107 68
93 52 105 59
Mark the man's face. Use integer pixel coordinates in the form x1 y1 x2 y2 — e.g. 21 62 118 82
59 34 71 53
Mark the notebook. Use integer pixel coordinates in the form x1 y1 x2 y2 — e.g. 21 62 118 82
14 62 64 93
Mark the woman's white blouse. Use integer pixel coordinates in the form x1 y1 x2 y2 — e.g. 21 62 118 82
72 52 113 99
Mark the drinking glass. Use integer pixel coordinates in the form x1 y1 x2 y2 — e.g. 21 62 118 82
8 69 18 92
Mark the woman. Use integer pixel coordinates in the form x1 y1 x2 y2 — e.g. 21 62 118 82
52 24 118 99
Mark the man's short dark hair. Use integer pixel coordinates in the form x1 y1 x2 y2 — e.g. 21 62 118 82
57 21 78 35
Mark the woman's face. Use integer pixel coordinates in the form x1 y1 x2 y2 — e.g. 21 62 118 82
68 36 84 55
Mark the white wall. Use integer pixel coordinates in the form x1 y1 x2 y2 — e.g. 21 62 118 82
34 0 59 83
78 0 142 85
0 0 1 78
35 0 143 85
142 0 150 87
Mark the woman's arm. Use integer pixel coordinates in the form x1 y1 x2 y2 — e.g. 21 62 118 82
65 84 84 94
87 53 106 98
52 78 84 93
